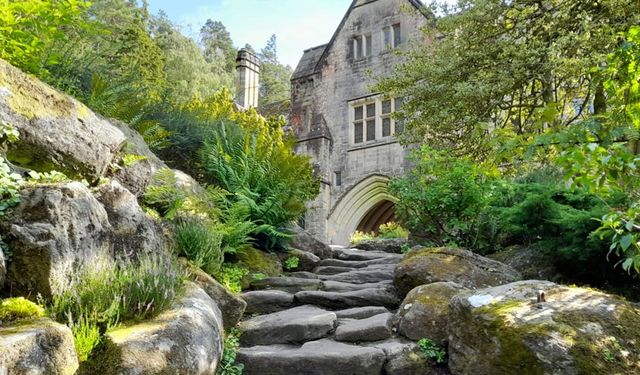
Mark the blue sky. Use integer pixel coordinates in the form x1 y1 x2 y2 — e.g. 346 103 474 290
147 0 349 68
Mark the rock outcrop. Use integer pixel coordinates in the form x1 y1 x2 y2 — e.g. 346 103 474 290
488 245 559 281
0 318 79 375
238 247 283 288
393 247 521 296
89 283 224 375
4 182 112 298
0 59 126 181
397 281 468 343
289 226 332 259
448 280 640 375
353 238 407 253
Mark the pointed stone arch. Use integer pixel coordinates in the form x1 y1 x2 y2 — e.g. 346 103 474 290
327 175 397 245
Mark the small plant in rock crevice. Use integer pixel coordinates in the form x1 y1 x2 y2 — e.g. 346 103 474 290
216 328 244 375
284 256 299 270
418 338 446 364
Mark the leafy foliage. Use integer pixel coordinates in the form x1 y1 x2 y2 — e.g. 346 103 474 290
418 338 446 364
214 263 249 294
0 122 23 218
378 222 409 239
284 256 300 271
176 218 224 275
216 329 244 375
350 230 376 245
390 147 488 247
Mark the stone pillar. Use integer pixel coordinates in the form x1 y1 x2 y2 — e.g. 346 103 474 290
235 48 260 109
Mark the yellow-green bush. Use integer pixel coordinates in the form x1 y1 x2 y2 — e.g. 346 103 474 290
0 297 45 322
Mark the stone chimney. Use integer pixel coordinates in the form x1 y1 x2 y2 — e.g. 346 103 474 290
235 48 260 109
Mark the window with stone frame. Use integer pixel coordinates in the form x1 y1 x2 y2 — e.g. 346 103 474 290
383 23 401 49
351 96 402 145
353 34 372 59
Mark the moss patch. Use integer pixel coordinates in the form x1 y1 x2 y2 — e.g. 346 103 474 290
0 60 89 120
472 300 546 375
0 297 45 322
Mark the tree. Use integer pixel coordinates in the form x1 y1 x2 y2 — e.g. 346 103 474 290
200 19 237 77
378 0 640 163
258 34 292 107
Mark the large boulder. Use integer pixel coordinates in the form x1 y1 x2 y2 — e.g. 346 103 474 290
397 282 468 344
354 238 407 254
289 226 332 259
109 119 167 197
488 245 560 281
448 280 640 375
88 282 224 375
394 247 521 297
183 260 246 329
0 318 78 375
0 59 126 181
2 182 112 298
94 180 167 258
367 339 440 375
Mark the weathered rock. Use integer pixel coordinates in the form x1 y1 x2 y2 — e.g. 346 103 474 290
448 280 640 375
366 338 437 375
238 247 283 288
319 267 394 284
251 277 322 293
335 313 394 342
0 59 126 181
314 265 356 275
237 339 386 375
242 290 295 314
93 282 224 375
280 248 321 272
289 226 332 259
321 280 393 293
295 288 399 309
335 306 390 319
287 271 319 279
239 305 337 346
394 247 521 297
318 256 400 268
488 245 560 281
183 260 246 329
354 238 407 253
94 180 167 257
109 119 167 197
3 182 112 298
397 282 468 344
0 318 78 375
333 248 403 261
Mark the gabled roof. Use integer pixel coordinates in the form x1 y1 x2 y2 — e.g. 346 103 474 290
292 44 327 80
291 0 431 82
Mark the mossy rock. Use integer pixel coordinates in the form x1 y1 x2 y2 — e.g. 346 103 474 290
448 280 640 375
237 247 283 289
397 282 468 344
394 247 521 297
0 317 78 375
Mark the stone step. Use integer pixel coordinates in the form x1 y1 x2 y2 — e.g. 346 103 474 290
250 277 322 293
239 305 337 346
286 271 319 279
321 280 393 293
335 306 390 319
318 268 394 284
295 288 399 309
242 290 295 314
332 248 403 261
335 313 394 342
237 339 386 375
318 257 401 268
314 265 357 275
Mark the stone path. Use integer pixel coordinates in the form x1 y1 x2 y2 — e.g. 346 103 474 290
237 246 424 375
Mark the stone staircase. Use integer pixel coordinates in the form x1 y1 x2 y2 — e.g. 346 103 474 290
237 246 430 375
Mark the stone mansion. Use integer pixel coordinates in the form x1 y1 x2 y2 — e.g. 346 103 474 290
289 0 430 245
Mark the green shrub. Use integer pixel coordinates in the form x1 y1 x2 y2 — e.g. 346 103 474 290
49 254 184 361
350 230 376 245
417 338 446 364
176 219 223 275
216 328 244 375
214 263 249 293
0 122 23 218
378 222 409 239
0 297 45 322
142 168 186 220
284 256 299 271
390 147 488 247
